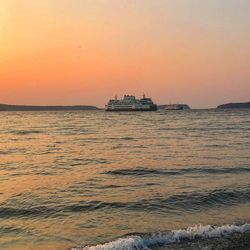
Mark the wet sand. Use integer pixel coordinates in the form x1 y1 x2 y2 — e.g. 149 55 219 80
154 232 250 250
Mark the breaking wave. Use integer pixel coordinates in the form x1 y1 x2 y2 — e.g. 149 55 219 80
72 223 250 250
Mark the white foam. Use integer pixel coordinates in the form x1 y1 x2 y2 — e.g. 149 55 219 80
72 223 250 250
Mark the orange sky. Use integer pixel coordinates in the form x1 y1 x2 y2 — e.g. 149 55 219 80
0 0 249 108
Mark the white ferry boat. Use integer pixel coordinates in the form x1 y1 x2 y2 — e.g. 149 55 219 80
106 94 157 111
165 104 184 110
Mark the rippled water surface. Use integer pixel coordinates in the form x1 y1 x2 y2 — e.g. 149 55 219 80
0 109 249 250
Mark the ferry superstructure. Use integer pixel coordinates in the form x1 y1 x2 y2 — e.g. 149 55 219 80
105 94 157 111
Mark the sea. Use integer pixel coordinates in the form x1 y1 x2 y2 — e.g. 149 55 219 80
0 109 249 250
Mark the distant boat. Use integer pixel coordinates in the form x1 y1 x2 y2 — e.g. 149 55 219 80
105 94 157 111
165 104 184 110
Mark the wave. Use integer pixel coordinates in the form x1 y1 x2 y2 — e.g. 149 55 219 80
71 186 249 213
62 187 250 214
72 223 250 250
105 166 250 177
0 206 58 219
11 130 44 135
0 226 32 236
2 187 249 219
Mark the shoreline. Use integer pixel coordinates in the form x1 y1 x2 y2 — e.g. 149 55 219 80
154 231 250 250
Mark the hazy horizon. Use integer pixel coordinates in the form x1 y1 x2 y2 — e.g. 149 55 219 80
1 0 250 108
0 97 249 109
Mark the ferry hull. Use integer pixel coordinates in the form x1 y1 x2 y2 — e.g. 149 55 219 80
165 107 183 110
106 106 157 112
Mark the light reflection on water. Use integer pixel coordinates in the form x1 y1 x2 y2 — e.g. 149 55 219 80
0 109 249 250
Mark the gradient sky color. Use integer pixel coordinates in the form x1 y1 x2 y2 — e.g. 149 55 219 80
0 0 249 108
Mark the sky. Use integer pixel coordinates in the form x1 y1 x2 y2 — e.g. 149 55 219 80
0 0 249 108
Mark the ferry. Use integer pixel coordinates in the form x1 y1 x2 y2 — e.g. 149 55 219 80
165 104 184 110
106 94 157 111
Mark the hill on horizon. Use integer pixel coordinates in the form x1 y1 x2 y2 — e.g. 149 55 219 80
0 104 99 111
217 102 250 109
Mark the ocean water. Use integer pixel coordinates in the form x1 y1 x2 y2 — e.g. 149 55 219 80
0 109 249 250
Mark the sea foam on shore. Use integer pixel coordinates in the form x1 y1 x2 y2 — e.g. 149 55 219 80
72 223 250 250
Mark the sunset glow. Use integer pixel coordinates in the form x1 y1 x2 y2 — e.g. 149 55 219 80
0 0 249 108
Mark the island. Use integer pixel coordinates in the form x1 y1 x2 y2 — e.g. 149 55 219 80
0 104 99 111
217 102 250 109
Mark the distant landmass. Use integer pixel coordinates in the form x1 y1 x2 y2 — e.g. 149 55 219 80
0 104 99 111
217 102 250 109
158 104 191 110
